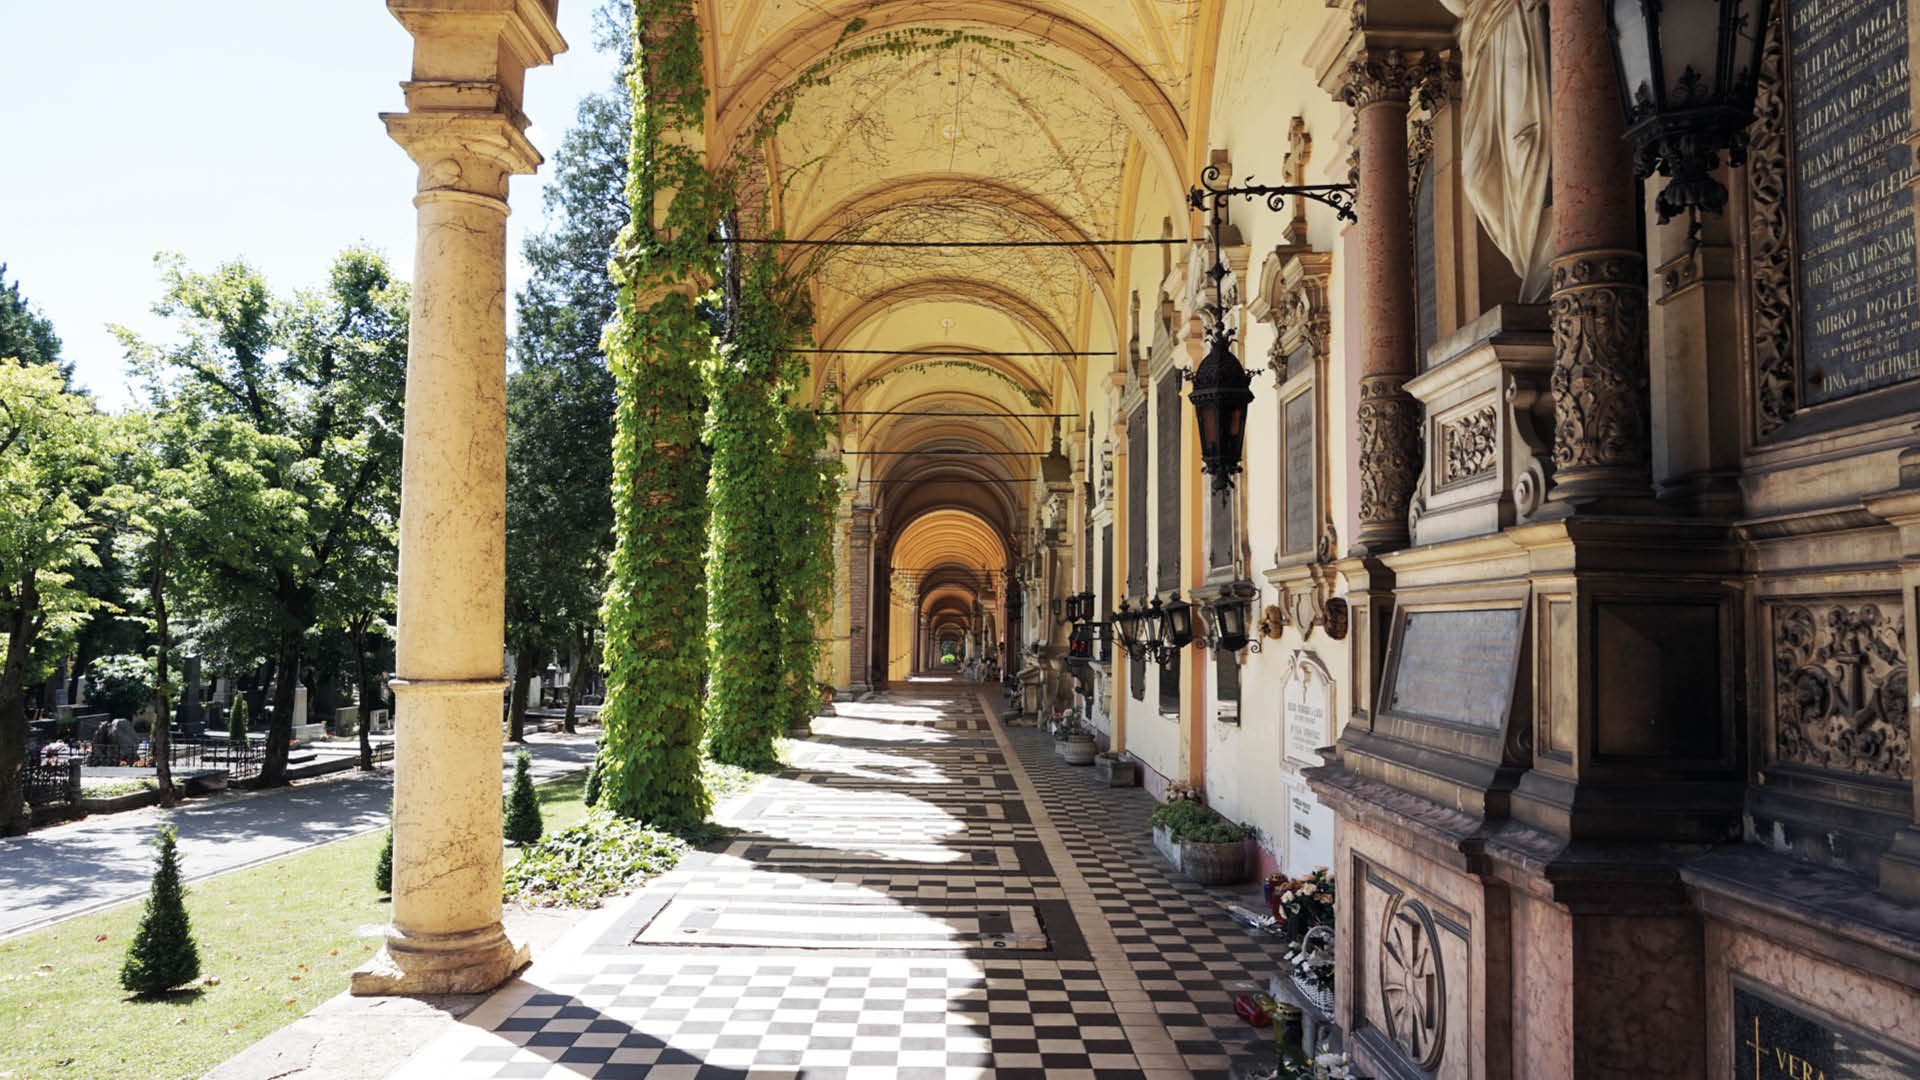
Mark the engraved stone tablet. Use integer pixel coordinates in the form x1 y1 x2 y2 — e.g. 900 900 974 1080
1383 608 1523 729
1284 388 1316 557
1283 652 1333 766
1788 0 1919 405
1735 985 1920 1078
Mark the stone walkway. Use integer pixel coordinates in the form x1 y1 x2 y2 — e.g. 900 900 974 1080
394 682 1287 1080
0 731 598 939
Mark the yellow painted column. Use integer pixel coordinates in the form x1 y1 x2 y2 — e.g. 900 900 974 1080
354 0 562 998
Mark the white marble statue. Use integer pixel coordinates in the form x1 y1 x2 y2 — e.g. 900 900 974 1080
1442 0 1556 301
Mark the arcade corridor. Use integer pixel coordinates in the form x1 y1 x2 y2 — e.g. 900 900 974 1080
398 682 1291 1079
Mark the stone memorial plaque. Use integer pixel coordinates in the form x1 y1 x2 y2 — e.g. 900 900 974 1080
1283 389 1316 557
1414 161 1439 369
1788 0 1919 405
1735 985 1920 1078
1383 608 1523 729
1283 652 1333 766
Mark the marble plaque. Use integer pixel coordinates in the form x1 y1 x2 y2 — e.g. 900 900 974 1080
1415 160 1439 369
1734 985 1920 1078
1283 652 1333 766
1383 608 1523 729
1283 389 1316 557
1788 0 1919 405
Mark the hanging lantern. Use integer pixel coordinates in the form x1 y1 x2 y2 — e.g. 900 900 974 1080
1088 619 1112 663
1143 596 1167 658
1112 603 1140 652
1188 329 1256 493
1068 621 1091 659
1606 0 1772 221
1210 596 1251 653
1162 595 1195 650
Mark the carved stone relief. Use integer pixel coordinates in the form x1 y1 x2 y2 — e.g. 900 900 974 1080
1439 405 1499 485
1772 599 1911 781
1357 377 1423 531
1379 894 1447 1069
1747 3 1796 437
1548 252 1650 479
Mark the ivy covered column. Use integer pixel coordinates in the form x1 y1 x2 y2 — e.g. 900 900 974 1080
354 0 563 997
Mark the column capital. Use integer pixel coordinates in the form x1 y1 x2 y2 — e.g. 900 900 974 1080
1337 48 1442 110
383 111 544 200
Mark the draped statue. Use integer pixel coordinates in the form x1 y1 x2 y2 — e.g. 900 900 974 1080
1441 0 1556 301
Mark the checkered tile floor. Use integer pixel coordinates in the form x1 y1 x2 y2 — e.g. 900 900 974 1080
396 682 1282 1079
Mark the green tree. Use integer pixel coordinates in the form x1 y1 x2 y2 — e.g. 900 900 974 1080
503 751 543 844
118 250 406 787
0 358 109 834
0 265 65 381
505 54 627 744
120 824 200 996
375 827 393 894
99 412 221 805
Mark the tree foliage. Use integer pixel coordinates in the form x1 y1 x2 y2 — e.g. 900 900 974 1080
117 250 406 786
0 265 65 381
0 358 109 834
503 751 544 844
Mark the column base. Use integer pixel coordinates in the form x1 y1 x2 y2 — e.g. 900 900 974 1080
350 923 528 997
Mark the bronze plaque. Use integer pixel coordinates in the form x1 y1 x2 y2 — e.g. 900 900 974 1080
1735 985 1920 1078
1383 608 1523 729
1788 0 1919 405
1283 388 1316 557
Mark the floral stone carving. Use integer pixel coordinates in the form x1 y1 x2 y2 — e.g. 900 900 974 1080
1772 599 1910 781
1356 376 1422 537
1549 251 1650 483
1439 405 1498 485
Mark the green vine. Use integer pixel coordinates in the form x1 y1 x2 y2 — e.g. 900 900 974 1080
601 1 974 817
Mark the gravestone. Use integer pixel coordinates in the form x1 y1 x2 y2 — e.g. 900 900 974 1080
177 656 204 738
1734 985 1920 1077
1283 388 1316 558
213 677 231 705
72 676 86 707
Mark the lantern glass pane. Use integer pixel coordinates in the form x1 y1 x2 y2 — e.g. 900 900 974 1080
1611 0 1658 108
1660 0 1723 97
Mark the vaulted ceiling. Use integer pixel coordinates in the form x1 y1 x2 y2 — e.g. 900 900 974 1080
698 0 1208 609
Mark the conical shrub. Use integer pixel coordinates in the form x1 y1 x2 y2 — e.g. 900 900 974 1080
375 828 393 894
504 751 543 844
583 755 602 808
120 825 200 996
227 696 249 743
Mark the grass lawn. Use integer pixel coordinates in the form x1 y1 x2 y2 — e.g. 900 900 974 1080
0 827 391 1080
0 752 780 1079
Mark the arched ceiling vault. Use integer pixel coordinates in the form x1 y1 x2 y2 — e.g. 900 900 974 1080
699 0 1202 586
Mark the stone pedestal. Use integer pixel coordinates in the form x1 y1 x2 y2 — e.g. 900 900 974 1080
352 0 562 998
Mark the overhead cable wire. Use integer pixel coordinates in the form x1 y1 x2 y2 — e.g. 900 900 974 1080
795 348 1105 356
723 237 1187 249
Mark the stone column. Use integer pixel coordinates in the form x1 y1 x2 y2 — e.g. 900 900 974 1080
354 0 562 998
1339 50 1428 554
1544 0 1651 506
847 506 875 692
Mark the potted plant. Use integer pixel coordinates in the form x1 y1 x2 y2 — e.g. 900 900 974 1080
1053 714 1096 765
1149 797 1254 884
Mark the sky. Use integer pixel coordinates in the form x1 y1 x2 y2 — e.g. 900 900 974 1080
0 1 621 412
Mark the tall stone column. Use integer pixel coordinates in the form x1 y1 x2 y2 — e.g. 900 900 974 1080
1545 0 1651 506
1339 50 1427 554
847 506 875 692
354 0 562 998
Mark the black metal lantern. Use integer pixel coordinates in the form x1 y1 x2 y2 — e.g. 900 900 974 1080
1067 620 1091 660
1209 596 1250 652
1162 596 1194 650
1143 597 1167 656
1607 0 1771 221
1112 603 1140 652
1188 328 1256 494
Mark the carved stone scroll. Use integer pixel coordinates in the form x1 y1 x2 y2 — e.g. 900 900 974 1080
1771 599 1911 781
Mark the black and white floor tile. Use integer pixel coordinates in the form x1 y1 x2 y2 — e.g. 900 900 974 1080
397 682 1284 1080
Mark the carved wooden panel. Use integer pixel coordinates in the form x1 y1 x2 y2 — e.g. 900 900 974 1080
1770 597 1910 780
